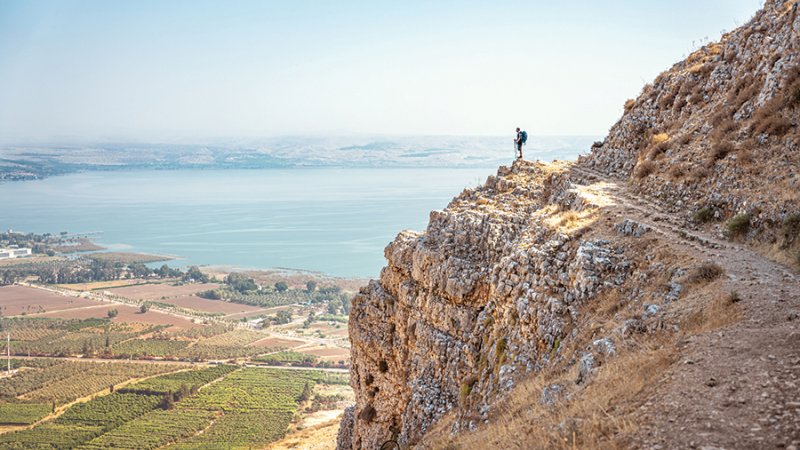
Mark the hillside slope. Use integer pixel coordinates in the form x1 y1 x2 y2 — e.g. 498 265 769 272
337 1 800 449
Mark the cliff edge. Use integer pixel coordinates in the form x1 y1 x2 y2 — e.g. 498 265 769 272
338 1 800 448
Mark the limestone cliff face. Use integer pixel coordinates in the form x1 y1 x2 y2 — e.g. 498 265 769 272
337 1 800 448
337 162 632 448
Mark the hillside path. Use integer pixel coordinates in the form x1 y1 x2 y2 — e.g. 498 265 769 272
570 165 800 450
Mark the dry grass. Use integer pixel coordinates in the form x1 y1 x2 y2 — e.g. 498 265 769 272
667 163 687 180
737 146 754 165
708 141 735 164
681 291 743 333
686 262 725 285
540 205 599 236
633 160 656 180
422 336 677 450
751 66 800 136
624 99 635 112
651 133 669 145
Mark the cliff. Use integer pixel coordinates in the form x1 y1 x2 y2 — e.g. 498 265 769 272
338 1 800 449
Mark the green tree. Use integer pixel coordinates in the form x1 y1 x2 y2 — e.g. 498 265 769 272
107 308 119 318
183 266 209 283
298 381 313 402
139 303 150 314
327 299 342 315
276 310 292 324
306 280 317 293
197 289 222 300
225 273 258 293
275 281 289 292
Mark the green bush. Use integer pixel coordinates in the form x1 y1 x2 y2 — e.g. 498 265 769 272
783 213 800 242
726 213 751 237
692 206 715 223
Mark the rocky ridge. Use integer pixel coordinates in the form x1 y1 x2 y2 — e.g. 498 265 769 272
337 1 800 448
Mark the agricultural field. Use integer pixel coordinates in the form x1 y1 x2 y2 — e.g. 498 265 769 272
34 304 203 331
118 364 235 395
199 329 264 347
105 283 221 301
0 360 185 406
0 286 103 316
110 339 190 359
253 351 319 366
152 294 266 316
3 318 162 357
299 345 351 364
249 336 307 349
0 365 350 450
56 279 148 291
0 403 52 425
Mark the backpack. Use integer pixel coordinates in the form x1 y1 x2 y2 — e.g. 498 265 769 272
520 130 528 144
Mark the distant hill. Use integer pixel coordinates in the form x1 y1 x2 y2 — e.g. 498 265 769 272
0 135 598 181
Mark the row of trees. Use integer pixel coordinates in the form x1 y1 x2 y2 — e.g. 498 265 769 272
0 259 209 286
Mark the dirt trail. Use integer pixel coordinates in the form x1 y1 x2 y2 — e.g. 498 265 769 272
570 165 800 449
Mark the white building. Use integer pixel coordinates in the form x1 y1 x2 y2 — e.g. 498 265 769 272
0 248 32 260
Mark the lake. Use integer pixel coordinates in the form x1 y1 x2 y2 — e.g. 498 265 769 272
0 167 506 278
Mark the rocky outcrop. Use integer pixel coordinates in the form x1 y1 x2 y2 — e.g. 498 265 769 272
581 0 800 243
337 162 635 448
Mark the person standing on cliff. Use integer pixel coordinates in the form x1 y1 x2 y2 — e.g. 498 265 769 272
514 127 528 159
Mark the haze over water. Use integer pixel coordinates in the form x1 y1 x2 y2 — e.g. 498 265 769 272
1 167 500 277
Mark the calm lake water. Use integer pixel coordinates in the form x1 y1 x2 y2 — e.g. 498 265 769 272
0 168 499 278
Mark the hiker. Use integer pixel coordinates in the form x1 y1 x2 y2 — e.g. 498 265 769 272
514 127 528 159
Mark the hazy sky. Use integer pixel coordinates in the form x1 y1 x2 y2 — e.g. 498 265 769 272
0 0 762 142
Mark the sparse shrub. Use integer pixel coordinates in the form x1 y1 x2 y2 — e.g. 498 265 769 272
754 113 792 136
460 383 471 400
726 213 751 237
782 213 800 244
624 99 635 112
495 338 507 369
658 90 677 110
634 160 656 179
677 133 692 145
737 146 754 165
668 164 687 179
647 141 670 160
789 79 800 105
673 96 688 114
688 166 710 182
692 206 715 223
710 109 733 127
709 141 734 163
687 262 725 284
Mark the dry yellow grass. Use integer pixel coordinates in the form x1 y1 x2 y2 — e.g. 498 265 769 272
541 206 599 235
651 133 669 145
267 418 340 450
421 335 676 450
681 290 743 333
